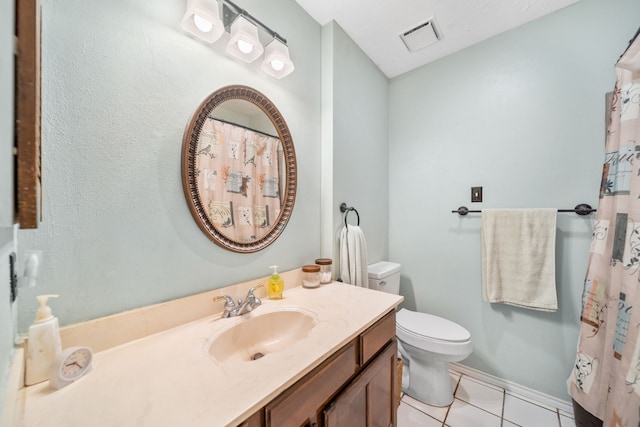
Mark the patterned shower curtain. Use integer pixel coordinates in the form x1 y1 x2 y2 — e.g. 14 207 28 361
195 118 282 243
568 33 640 425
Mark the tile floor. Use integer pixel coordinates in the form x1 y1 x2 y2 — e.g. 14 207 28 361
397 370 576 427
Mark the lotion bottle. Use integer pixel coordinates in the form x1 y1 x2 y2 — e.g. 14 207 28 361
267 265 284 299
25 294 62 386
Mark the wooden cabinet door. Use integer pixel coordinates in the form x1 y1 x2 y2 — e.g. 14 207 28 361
265 340 358 427
323 340 398 427
237 409 263 427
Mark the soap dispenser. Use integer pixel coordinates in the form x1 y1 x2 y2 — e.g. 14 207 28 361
268 265 284 299
25 294 62 386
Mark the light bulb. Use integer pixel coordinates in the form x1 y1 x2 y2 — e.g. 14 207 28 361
269 59 284 71
193 14 213 33
237 39 254 54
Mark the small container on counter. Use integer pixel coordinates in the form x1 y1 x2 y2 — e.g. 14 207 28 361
301 265 321 288
315 258 333 284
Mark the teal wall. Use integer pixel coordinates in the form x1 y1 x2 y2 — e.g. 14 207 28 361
321 22 389 265
0 0 16 419
388 0 640 399
0 0 13 229
16 0 323 329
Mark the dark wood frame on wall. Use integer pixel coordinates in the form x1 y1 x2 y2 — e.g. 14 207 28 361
15 0 42 229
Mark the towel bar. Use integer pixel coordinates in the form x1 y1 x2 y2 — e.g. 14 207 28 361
452 203 596 216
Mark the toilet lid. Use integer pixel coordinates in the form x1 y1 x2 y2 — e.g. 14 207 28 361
396 308 470 343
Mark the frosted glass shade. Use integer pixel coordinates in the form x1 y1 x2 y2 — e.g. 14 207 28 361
226 16 264 63
260 38 295 79
181 0 224 43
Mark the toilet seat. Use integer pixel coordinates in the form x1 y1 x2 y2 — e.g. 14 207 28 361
397 309 470 343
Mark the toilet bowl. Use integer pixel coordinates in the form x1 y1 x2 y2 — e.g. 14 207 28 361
368 261 473 407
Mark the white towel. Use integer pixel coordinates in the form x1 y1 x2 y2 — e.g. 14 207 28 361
339 225 369 287
481 209 558 312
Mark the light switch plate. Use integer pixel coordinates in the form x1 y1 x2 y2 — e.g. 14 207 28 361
471 187 483 203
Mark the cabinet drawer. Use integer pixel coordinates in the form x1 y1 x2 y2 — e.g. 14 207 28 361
359 310 396 365
265 340 358 427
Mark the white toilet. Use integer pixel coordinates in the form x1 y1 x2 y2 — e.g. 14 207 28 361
368 261 473 407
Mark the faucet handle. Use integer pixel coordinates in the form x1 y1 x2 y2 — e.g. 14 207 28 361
247 284 264 305
247 284 264 296
212 295 236 307
213 295 238 318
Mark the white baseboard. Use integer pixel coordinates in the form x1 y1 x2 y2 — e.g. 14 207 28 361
451 362 573 415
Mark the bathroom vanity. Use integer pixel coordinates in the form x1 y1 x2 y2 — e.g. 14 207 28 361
16 281 403 426
243 310 398 427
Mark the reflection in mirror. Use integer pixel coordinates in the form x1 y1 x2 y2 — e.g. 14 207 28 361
181 86 296 253
198 108 282 242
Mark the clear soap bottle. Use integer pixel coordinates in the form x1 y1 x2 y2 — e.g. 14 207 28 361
268 265 284 299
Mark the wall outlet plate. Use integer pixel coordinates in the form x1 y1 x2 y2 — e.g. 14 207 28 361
471 187 483 203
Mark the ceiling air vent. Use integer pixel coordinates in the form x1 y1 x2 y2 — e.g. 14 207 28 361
400 19 441 52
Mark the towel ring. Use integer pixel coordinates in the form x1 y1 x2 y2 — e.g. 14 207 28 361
340 202 360 227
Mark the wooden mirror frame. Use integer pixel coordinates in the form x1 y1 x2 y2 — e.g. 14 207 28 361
181 85 297 253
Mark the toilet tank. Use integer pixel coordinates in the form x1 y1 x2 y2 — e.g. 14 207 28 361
367 261 401 295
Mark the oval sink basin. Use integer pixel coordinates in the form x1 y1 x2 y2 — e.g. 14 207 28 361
207 307 317 363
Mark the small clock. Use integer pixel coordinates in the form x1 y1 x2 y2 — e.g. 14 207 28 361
49 346 93 390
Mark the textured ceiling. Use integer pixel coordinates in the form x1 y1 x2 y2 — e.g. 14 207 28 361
294 0 582 78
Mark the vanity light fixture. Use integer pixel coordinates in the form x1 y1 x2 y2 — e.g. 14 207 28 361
181 0 295 78
261 37 295 79
226 15 264 63
181 0 225 44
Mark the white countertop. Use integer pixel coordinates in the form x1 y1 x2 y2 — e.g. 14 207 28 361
20 283 402 427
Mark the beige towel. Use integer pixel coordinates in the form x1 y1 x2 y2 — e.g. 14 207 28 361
481 209 558 311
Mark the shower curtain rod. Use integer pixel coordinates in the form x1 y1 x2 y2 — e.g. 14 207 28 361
452 203 596 216
619 25 640 60
209 116 280 139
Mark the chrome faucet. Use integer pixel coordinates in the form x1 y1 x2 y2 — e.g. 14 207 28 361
213 285 263 318
213 295 239 318
236 286 262 316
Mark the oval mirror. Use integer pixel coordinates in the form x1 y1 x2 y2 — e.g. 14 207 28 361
181 85 297 253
